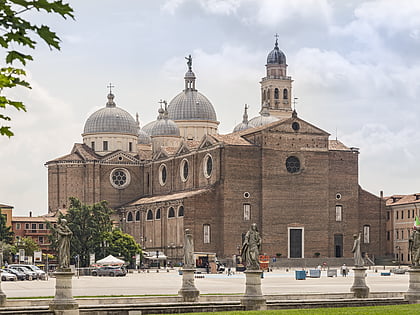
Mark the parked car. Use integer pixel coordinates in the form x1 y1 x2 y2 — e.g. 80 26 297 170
0 270 17 281
4 268 26 281
9 264 46 280
8 266 36 280
91 266 126 277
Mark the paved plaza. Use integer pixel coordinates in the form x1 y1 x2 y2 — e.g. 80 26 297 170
1 268 409 298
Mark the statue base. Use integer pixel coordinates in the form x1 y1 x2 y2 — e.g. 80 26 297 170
241 270 266 310
404 266 420 303
178 268 200 302
49 270 79 315
350 267 369 298
0 281 5 306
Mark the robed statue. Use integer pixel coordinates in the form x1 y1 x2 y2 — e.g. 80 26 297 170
185 54 192 71
409 224 420 266
184 229 195 269
241 223 261 270
57 219 73 270
351 233 364 267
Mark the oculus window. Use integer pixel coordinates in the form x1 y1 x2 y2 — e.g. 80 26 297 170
180 159 189 182
286 156 300 173
110 168 130 189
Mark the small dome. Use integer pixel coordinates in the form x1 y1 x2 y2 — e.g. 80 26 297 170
267 39 286 65
248 104 279 127
168 90 217 121
149 108 180 137
83 93 137 135
138 129 151 144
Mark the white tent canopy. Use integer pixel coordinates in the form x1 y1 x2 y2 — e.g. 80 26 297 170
96 255 125 266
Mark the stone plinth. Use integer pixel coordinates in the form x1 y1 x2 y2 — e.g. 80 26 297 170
0 277 6 306
178 268 200 302
350 267 369 298
241 270 266 310
404 267 420 303
49 270 79 315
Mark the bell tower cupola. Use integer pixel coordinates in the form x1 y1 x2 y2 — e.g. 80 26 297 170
260 34 293 120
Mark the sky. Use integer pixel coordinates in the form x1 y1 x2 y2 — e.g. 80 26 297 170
1 0 420 216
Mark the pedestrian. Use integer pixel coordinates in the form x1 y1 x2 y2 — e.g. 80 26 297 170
341 264 347 277
227 267 231 276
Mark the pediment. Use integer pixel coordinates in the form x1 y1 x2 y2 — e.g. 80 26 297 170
152 148 170 161
266 117 330 136
175 141 191 155
101 150 140 163
198 134 217 149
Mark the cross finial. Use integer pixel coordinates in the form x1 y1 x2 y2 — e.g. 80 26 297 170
158 99 165 108
107 83 115 94
274 33 279 46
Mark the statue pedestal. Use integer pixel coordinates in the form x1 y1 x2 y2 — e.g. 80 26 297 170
404 267 420 303
0 277 6 306
49 270 79 315
178 268 199 302
350 267 369 298
241 270 266 310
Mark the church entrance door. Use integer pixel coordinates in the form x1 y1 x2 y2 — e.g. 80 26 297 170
334 234 343 257
289 228 303 258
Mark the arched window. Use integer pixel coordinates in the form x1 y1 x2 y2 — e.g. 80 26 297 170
146 210 153 220
283 88 288 100
156 208 161 220
168 207 175 218
180 159 189 182
274 88 279 99
178 206 184 217
135 211 140 221
127 212 133 222
203 154 213 178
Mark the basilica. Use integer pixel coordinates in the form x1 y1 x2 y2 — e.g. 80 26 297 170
46 39 386 262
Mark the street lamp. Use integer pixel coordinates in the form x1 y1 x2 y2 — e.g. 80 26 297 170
395 246 401 268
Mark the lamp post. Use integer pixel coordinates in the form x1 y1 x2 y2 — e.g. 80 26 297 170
396 246 401 268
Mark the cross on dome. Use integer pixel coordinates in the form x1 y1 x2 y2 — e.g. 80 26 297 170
107 83 115 94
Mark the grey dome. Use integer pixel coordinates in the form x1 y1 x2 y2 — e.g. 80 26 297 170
168 90 217 121
249 104 279 127
267 39 286 65
142 121 156 135
84 93 137 135
138 129 151 144
149 108 180 137
233 122 251 133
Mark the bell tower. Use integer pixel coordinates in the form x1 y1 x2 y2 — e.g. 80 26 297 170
260 34 293 120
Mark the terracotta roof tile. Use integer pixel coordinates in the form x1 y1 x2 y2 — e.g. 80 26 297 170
328 140 350 151
210 134 252 146
126 188 212 206
385 193 420 206
12 216 57 222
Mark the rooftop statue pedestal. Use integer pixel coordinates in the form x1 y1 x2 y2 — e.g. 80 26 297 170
350 267 369 298
178 268 200 302
49 270 79 315
404 266 420 303
241 270 266 310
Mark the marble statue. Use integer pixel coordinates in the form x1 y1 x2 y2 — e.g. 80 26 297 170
241 223 261 270
351 233 364 267
409 226 420 266
184 229 195 269
57 219 73 270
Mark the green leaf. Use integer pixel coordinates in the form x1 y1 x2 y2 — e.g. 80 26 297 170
36 25 60 50
0 126 14 137
6 50 33 65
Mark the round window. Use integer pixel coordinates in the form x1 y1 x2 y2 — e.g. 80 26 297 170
285 156 300 173
244 192 250 198
203 154 213 178
292 122 300 131
336 193 342 200
159 164 167 186
110 168 131 189
180 159 189 182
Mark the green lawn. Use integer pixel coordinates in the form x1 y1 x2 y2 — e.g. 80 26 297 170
162 304 420 315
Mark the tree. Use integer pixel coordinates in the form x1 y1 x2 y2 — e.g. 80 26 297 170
18 236 39 256
49 197 114 267
0 209 14 243
0 0 74 137
104 229 142 267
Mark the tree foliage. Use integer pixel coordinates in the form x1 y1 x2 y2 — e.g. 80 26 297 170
18 236 39 256
104 229 142 267
0 209 14 243
0 0 74 137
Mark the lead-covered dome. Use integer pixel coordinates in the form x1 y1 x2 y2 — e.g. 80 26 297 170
249 103 279 127
149 108 180 137
168 89 217 121
84 93 137 135
267 38 286 65
233 105 252 133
